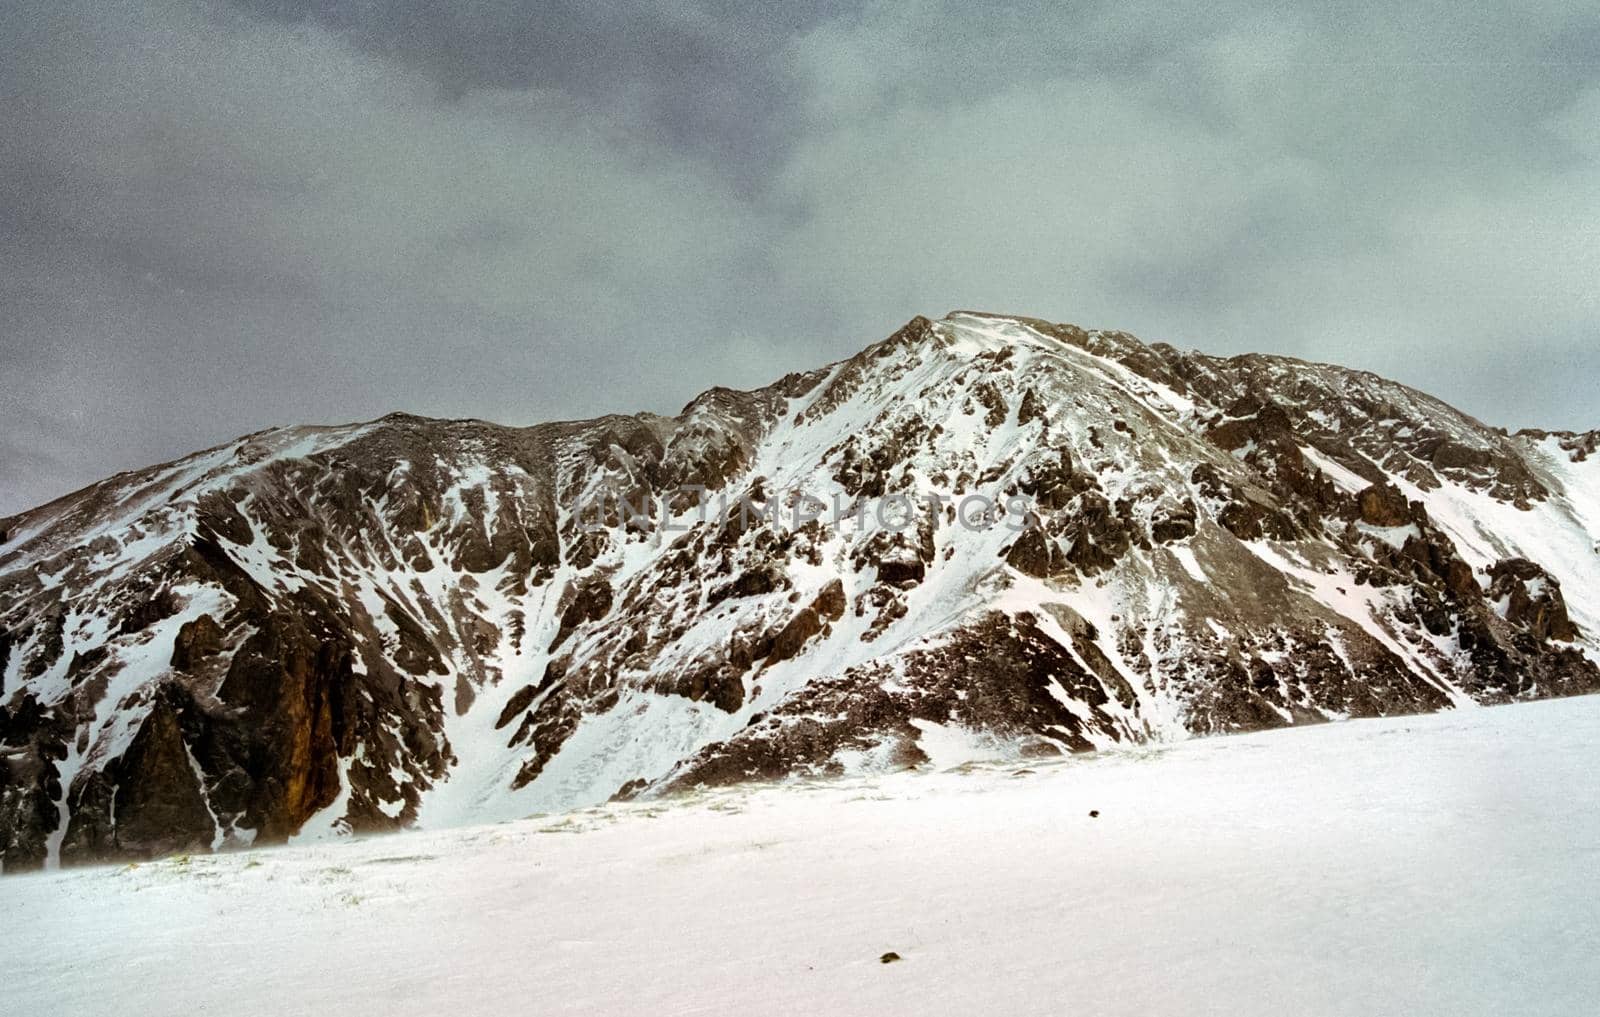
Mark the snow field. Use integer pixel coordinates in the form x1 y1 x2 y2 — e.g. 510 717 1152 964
7 693 1598 1017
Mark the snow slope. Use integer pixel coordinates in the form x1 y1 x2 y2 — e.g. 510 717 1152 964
7 693 1597 1017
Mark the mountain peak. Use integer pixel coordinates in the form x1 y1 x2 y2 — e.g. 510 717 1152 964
3 312 1599 870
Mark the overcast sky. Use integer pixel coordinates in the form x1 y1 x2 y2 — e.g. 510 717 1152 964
3 1 1597 515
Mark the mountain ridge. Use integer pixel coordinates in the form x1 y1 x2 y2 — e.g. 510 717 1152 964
3 311 1598 870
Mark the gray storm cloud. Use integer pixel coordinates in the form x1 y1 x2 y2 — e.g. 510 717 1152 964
2 0 1597 515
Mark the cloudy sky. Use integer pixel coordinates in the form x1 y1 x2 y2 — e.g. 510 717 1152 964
3 1 1597 515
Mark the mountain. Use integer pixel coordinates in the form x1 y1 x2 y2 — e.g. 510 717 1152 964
3 311 1597 871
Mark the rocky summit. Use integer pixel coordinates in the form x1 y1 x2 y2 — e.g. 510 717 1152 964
3 311 1598 871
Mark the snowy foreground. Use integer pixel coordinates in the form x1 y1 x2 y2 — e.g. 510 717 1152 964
8 697 1600 1017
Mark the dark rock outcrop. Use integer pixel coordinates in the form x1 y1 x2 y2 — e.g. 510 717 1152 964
1490 558 1579 643
170 614 224 672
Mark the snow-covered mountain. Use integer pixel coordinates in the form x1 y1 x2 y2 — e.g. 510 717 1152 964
3 311 1598 870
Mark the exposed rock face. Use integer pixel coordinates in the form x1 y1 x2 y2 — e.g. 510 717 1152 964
1489 559 1580 643
60 691 215 862
766 579 846 666
3 310 1599 870
1357 485 1415 528
170 614 223 672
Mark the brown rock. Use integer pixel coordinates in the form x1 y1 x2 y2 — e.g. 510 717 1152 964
170 614 224 672
1150 502 1198 543
876 558 925 585
1490 558 1579 642
1356 484 1413 527
1444 559 1481 600
1005 528 1061 577
61 693 216 863
551 577 614 650
766 579 847 666
495 685 539 730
